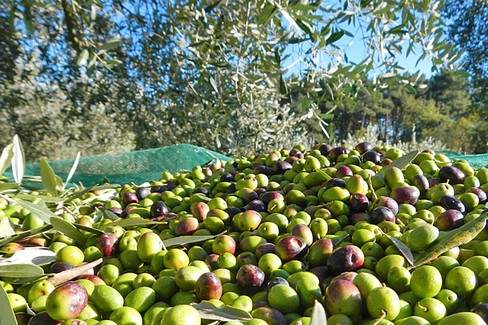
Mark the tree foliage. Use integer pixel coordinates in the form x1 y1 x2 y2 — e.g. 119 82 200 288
1 0 481 162
442 0 488 80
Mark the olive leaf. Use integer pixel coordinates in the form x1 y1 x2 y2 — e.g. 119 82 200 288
376 150 419 177
162 234 220 249
192 301 253 321
100 218 161 230
74 223 105 235
64 151 81 189
0 284 18 325
63 183 119 203
11 135 24 184
16 193 63 203
0 225 52 247
15 198 57 224
0 182 20 193
39 158 58 196
0 263 45 278
50 216 86 246
0 143 14 176
0 217 15 239
310 299 327 325
412 211 488 268
103 209 120 221
379 229 414 266
0 248 55 266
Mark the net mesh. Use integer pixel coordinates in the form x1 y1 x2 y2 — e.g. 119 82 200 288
5 145 488 187
16 144 231 187
439 151 488 169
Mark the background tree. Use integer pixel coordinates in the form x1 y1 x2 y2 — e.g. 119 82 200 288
442 0 488 153
0 0 471 162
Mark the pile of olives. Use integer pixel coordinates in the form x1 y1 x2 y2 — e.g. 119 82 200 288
1 142 487 325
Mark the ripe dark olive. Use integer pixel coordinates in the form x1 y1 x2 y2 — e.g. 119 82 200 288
434 209 464 231
390 186 419 205
195 272 223 300
466 187 487 204
150 201 169 218
373 196 399 215
350 212 371 224
25 311 59 325
135 187 151 200
150 185 169 193
274 235 308 262
96 232 119 257
236 264 265 288
243 199 266 212
326 245 365 274
349 193 370 212
107 207 123 216
220 173 235 182
328 146 349 161
122 192 138 205
317 143 332 156
267 277 289 291
255 242 275 258
369 206 396 224
289 148 304 158
439 165 465 185
225 207 242 217
438 194 465 213
355 142 373 154
259 191 285 205
413 174 430 196
254 165 272 176
251 307 288 325
273 161 293 174
362 150 381 164
380 158 393 166
335 165 353 178
324 178 346 188
50 262 75 273
472 302 488 323
192 187 210 196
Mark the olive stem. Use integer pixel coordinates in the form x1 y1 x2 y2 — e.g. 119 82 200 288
367 175 378 202
47 258 103 286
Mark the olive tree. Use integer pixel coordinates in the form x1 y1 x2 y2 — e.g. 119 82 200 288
1 0 458 159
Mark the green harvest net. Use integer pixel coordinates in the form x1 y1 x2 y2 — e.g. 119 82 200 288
6 144 232 187
4 145 488 188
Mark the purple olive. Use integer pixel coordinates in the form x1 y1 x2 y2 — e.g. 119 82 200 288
150 201 169 218
390 186 419 205
373 196 399 215
349 193 370 212
195 272 223 300
439 165 465 185
274 235 308 262
326 245 365 274
434 209 464 230
438 195 465 213
236 264 265 288
355 142 373 154
135 187 151 200
267 277 289 291
362 150 381 164
273 161 293 174
96 232 119 257
369 207 396 224
466 187 487 204
259 191 285 206
122 192 138 205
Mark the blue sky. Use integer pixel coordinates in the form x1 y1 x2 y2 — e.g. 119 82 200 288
283 37 436 80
